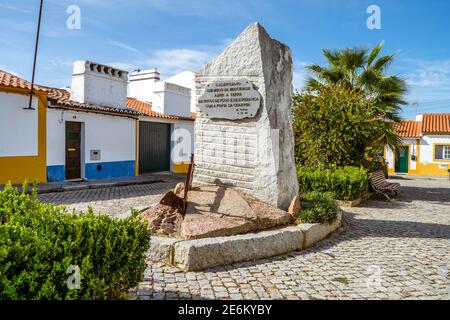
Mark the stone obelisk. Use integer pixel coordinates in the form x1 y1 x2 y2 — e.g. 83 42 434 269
193 22 299 210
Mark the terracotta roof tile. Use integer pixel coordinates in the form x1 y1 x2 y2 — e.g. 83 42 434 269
127 97 195 121
394 120 421 138
0 70 140 118
48 89 141 117
422 113 450 134
394 113 450 137
1 69 55 94
2 69 199 121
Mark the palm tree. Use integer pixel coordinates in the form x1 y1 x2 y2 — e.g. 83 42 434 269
305 42 406 149
306 43 407 122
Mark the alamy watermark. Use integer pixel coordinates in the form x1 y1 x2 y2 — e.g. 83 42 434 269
66 265 81 290
367 5 381 30
366 265 383 292
66 5 81 30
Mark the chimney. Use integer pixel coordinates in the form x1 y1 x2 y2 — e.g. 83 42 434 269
71 60 128 109
128 69 160 102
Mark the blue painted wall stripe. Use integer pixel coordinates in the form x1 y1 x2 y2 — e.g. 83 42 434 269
47 165 65 182
47 161 135 181
85 160 135 180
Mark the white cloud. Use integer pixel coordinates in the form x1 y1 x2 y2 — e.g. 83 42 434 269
106 62 139 72
293 60 310 91
395 58 450 105
108 39 141 54
404 59 450 88
0 4 31 13
144 48 212 76
0 65 20 77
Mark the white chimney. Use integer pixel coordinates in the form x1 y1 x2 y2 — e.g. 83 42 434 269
71 60 128 108
128 69 160 103
416 114 423 121
158 82 191 117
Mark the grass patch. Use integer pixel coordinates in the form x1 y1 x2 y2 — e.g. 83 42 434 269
332 277 349 285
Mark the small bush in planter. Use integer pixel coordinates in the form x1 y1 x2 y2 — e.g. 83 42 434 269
298 192 339 224
0 183 150 300
297 166 369 201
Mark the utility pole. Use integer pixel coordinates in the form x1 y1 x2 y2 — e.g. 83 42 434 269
25 0 44 110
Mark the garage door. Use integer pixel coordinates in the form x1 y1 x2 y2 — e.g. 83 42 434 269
139 122 171 173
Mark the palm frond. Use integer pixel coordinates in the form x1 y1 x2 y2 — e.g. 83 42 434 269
373 54 395 71
367 42 383 66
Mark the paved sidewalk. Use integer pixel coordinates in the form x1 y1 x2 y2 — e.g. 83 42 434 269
37 174 449 299
39 181 178 217
5 171 185 194
38 172 184 216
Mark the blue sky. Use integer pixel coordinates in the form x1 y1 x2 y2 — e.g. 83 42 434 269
1 0 449 119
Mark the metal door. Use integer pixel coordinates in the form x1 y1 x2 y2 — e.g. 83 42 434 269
395 146 409 174
139 122 171 173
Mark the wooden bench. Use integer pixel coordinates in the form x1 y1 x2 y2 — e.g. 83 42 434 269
370 170 400 200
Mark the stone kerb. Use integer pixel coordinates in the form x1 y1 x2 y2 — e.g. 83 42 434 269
149 211 344 271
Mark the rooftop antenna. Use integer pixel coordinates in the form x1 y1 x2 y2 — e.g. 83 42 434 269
411 101 419 116
25 0 44 110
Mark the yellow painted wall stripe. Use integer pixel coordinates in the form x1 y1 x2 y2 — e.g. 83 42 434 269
173 162 190 174
0 88 47 184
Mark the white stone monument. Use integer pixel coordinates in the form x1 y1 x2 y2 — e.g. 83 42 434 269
194 22 299 210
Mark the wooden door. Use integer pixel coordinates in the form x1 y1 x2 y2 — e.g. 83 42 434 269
65 122 82 180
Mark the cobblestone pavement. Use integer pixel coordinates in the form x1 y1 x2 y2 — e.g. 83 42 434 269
133 176 449 300
39 182 177 217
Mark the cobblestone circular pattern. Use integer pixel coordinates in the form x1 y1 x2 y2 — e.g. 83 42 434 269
40 176 449 300
134 176 449 300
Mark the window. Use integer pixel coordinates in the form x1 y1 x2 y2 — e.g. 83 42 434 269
435 145 450 160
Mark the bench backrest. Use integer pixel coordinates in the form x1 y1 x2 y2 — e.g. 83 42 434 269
370 170 387 189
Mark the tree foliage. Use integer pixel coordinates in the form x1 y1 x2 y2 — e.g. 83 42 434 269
305 42 407 124
292 85 400 169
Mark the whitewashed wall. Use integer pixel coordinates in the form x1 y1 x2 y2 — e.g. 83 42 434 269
171 122 195 164
71 61 128 109
166 71 196 112
47 109 135 168
164 83 191 117
404 139 417 170
420 135 450 164
386 139 418 170
0 92 38 157
386 147 395 169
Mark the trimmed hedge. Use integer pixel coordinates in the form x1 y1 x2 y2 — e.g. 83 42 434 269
0 183 150 300
298 192 339 224
297 166 369 201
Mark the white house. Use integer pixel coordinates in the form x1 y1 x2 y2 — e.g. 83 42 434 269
0 61 195 185
0 70 48 184
46 61 139 182
386 113 450 176
128 69 195 174
165 71 196 113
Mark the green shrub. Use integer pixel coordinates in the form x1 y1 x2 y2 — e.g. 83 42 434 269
297 166 369 201
0 183 150 300
298 192 339 224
